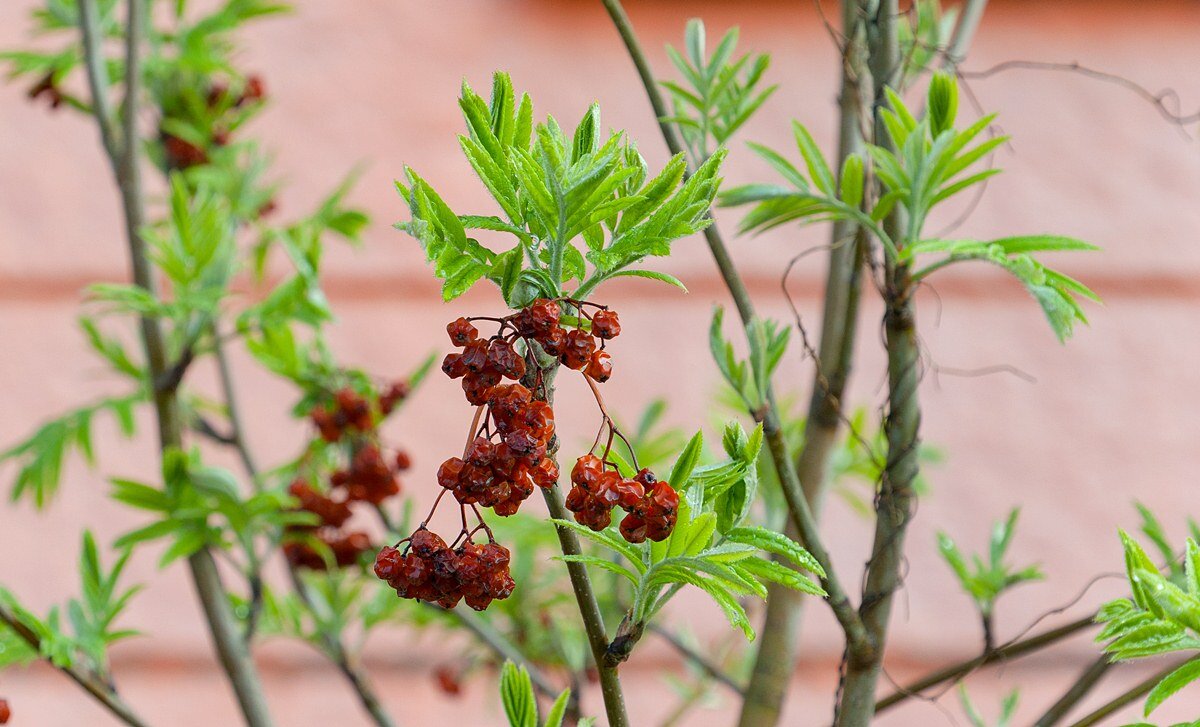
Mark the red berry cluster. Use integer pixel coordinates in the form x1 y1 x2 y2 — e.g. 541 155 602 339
374 529 514 611
565 457 679 542
285 382 411 570
374 299 642 611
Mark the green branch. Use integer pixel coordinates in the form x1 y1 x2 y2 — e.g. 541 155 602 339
76 3 276 725
597 0 870 660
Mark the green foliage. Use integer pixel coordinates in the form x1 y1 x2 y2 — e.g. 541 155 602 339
0 532 141 676
555 423 823 641
1 393 141 507
937 509 1043 617
709 307 790 413
661 19 776 161
1098 532 1200 716
498 661 590 727
721 72 1099 342
957 684 1018 727
111 447 309 569
395 72 724 304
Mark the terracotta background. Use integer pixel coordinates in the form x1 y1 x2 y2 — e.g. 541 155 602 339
3 0 1200 724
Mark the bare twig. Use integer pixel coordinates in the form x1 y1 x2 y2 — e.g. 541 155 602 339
1035 655 1114 726
875 614 1095 712
648 623 745 696
961 60 1200 129
1066 660 1185 727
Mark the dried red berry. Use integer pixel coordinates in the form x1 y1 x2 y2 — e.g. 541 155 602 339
585 350 613 382
591 309 621 339
447 318 478 346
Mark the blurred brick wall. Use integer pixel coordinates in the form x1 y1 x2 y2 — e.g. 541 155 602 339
2 0 1200 724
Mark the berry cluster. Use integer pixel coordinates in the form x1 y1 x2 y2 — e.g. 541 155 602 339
566 457 679 542
161 74 267 171
373 298 670 611
285 382 411 571
374 529 514 611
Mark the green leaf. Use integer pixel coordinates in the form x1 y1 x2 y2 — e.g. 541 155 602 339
791 121 835 195
605 269 688 292
726 527 824 577
1145 657 1200 716
839 154 864 208
499 662 538 727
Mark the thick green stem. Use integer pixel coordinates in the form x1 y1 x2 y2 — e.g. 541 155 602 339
77 3 276 725
737 4 872 723
529 362 628 727
836 2 913 723
0 600 151 727
598 0 869 658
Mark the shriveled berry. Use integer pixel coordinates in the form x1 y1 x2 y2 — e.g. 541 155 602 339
410 529 447 558
394 449 413 470
466 437 495 466
585 350 613 382
571 454 604 490
442 352 467 379
591 309 621 339
374 545 402 581
380 381 410 414
437 457 466 489
447 317 478 346
620 512 647 543
538 326 567 356
460 339 490 372
560 329 596 370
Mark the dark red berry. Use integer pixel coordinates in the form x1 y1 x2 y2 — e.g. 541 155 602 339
585 350 613 382
591 309 621 339
447 318 478 346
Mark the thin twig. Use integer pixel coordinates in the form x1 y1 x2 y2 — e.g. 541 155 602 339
648 623 745 696
0 600 151 727
940 0 989 73
1035 655 1114 726
437 605 566 705
1066 660 1186 727
961 60 1200 128
874 614 1095 712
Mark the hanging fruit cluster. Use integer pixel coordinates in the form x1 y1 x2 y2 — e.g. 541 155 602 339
373 298 679 611
160 73 267 171
284 382 411 570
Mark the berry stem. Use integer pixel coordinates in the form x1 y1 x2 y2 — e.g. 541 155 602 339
527 359 630 727
582 374 640 470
